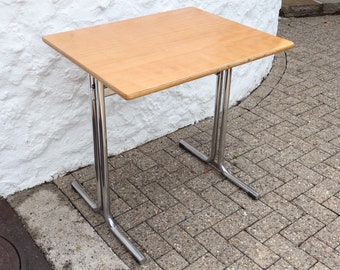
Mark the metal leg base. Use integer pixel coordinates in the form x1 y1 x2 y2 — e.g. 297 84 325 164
72 181 100 211
71 180 146 264
178 70 259 200
179 140 259 200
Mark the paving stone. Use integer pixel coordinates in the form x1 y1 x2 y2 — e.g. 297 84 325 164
71 164 97 183
95 223 137 257
185 170 222 193
120 252 161 270
229 190 272 219
322 111 339 125
279 133 315 154
200 186 240 217
128 222 172 259
243 144 278 163
177 152 211 175
265 234 317 270
110 162 142 180
301 103 335 119
324 152 340 170
240 95 263 110
271 145 304 166
161 225 207 263
315 217 340 249
128 165 170 188
293 194 337 224
301 236 340 269
261 192 304 222
150 150 182 173
121 148 157 171
275 177 314 201
53 174 81 201
330 135 340 149
116 200 160 230
233 170 255 186
291 122 323 139
156 250 189 270
306 178 339 203
247 212 290 242
110 175 148 208
323 196 340 215
280 214 324 245
213 177 240 196
297 148 331 169
183 253 225 270
80 179 102 199
139 136 175 154
147 203 192 233
192 131 212 145
158 166 197 191
276 110 307 127
170 185 209 214
313 162 340 181
228 106 248 119
167 125 202 142
256 130 287 151
109 153 130 169
141 182 178 211
227 128 261 149
110 197 132 217
309 262 331 270
267 259 295 270
180 206 224 237
242 118 273 135
164 142 187 157
232 156 268 181
257 158 296 183
266 120 297 137
250 175 284 196
227 256 262 270
251 106 283 124
196 228 242 266
230 231 280 268
314 125 340 142
286 101 315 116
72 198 105 227
285 161 324 185
194 116 214 131
213 209 258 239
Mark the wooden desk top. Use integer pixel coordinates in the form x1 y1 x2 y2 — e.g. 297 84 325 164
43 7 293 100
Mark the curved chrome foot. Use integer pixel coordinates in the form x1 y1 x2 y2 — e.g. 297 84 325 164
106 216 146 264
72 181 101 211
219 165 259 199
72 180 146 264
180 140 259 200
179 140 210 162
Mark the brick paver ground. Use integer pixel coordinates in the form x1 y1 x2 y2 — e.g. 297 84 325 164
55 15 339 269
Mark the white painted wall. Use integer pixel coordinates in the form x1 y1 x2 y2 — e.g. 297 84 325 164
0 0 282 197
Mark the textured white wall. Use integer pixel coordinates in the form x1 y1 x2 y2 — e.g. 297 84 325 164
0 0 281 197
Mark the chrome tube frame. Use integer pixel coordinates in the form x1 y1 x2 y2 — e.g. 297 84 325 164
72 75 146 264
180 69 259 199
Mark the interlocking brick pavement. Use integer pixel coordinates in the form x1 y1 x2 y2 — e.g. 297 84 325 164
54 15 340 269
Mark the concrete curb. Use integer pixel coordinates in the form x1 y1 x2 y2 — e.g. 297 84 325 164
8 184 128 270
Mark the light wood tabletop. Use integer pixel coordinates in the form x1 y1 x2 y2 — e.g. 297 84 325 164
43 7 294 100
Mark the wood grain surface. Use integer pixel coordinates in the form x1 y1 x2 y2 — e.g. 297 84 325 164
43 7 294 100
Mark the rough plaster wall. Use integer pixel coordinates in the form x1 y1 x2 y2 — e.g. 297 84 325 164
0 0 281 197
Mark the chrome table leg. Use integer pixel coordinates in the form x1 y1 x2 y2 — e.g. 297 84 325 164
180 70 259 199
72 75 146 264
